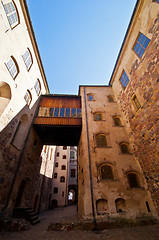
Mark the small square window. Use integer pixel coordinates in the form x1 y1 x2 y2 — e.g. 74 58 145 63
94 113 102 121
133 32 150 58
88 94 94 101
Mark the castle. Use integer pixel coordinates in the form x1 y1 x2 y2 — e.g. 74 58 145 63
0 0 159 222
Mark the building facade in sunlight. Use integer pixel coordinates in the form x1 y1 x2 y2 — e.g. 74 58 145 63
0 0 159 223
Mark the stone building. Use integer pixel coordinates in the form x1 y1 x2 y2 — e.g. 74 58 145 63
0 0 159 223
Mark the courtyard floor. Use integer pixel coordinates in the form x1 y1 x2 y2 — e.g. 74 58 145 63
0 205 159 240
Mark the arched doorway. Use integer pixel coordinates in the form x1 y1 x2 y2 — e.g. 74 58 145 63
68 186 77 205
0 81 11 117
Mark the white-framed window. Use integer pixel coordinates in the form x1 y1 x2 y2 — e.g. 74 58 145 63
6 57 18 79
24 90 32 106
3 0 19 28
34 79 41 96
22 48 33 70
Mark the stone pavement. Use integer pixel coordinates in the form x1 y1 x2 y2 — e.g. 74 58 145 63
0 205 159 240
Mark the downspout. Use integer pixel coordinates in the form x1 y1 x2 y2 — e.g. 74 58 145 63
0 96 42 218
83 87 96 225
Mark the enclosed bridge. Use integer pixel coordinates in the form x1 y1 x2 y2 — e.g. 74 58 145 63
33 95 82 146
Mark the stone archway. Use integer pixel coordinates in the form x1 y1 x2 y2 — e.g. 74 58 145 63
0 81 11 117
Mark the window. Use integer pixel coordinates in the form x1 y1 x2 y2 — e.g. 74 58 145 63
108 95 114 102
63 146 67 150
62 191 64 197
132 95 141 111
70 151 75 159
71 169 76 178
65 108 70 117
60 108 65 117
120 143 129 154
94 113 102 121
96 134 107 147
101 165 113 179
6 57 18 79
63 155 66 159
49 108 54 116
71 108 76 117
54 187 58 194
54 173 57 178
24 90 32 106
88 94 94 101
153 0 159 2
54 108 59 117
61 165 66 170
56 152 59 157
113 116 121 126
133 32 150 58
3 0 19 28
34 79 41 96
55 162 58 167
22 48 32 70
60 176 65 182
127 172 140 188
120 70 130 89
77 108 82 117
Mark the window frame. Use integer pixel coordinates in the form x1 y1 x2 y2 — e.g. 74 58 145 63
34 79 41 96
113 116 121 126
88 94 94 101
127 172 140 188
60 176 65 183
5 56 19 79
120 142 130 154
133 32 150 58
132 94 141 111
95 134 107 148
120 70 130 89
22 48 33 71
2 0 19 29
24 90 32 106
94 113 102 121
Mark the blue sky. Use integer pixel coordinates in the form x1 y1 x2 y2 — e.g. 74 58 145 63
27 0 137 95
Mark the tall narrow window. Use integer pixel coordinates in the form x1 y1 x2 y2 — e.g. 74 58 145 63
54 108 59 117
34 79 41 96
71 169 76 178
127 172 140 188
71 108 76 117
120 70 130 89
133 32 150 58
96 134 107 147
6 57 18 79
132 95 141 111
70 151 75 159
3 1 19 28
113 116 121 126
120 143 129 153
55 162 58 167
24 90 32 106
77 108 82 117
60 108 65 117
22 48 32 70
65 108 70 117
54 173 57 178
54 187 58 194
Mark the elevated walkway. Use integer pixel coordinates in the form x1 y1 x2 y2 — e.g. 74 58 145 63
33 95 82 146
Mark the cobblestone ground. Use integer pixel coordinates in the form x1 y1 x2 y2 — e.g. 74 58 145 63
0 205 159 240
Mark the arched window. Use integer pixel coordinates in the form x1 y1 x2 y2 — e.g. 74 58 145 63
34 79 41 96
3 0 19 28
24 90 32 106
115 198 126 213
113 116 121 126
61 165 66 170
54 173 57 178
96 199 108 215
96 134 107 147
54 187 58 194
6 57 19 79
60 176 65 182
0 81 11 117
120 143 129 153
100 165 114 180
22 48 33 70
127 172 140 188
94 113 102 121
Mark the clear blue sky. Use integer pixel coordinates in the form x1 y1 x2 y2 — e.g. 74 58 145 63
27 0 137 95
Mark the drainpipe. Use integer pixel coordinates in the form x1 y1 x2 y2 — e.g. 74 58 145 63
83 87 96 225
0 96 42 218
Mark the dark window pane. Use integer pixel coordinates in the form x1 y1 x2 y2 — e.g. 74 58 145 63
101 165 113 179
60 108 65 117
66 108 70 117
49 108 54 116
71 108 76 117
77 109 81 117
54 108 59 117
